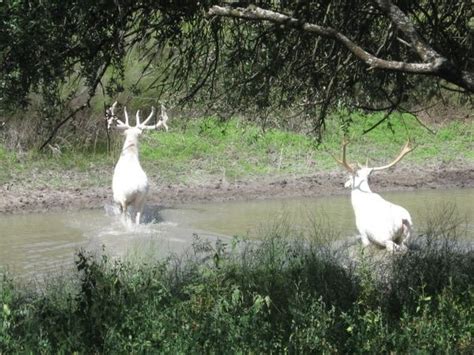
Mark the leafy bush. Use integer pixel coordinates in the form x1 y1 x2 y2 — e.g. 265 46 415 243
1 217 473 353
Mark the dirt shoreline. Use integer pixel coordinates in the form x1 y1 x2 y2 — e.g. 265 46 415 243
1 164 473 215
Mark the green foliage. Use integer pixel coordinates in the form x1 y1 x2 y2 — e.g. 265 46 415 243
289 295 339 353
0 274 15 353
323 109 473 166
397 288 473 353
1 113 472 188
1 0 471 144
1 214 473 353
141 113 473 184
139 116 317 182
0 146 18 185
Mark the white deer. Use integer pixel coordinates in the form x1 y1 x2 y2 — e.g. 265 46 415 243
333 140 415 251
105 102 169 224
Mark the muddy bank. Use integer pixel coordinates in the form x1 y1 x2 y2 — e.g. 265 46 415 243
1 163 473 215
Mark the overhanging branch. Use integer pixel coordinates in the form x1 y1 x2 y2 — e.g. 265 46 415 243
208 4 473 92
38 62 110 151
373 0 439 62
208 6 438 73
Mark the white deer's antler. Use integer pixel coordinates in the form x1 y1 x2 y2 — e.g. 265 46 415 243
140 107 156 127
137 107 159 130
155 104 169 131
124 106 129 126
105 101 119 129
371 140 415 171
331 138 355 173
106 102 163 131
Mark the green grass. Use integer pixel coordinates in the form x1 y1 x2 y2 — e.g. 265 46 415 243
1 111 472 187
0 148 113 189
140 117 316 182
1 211 472 353
145 111 472 183
323 110 473 165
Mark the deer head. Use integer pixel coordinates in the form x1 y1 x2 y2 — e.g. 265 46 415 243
105 101 169 135
332 139 415 190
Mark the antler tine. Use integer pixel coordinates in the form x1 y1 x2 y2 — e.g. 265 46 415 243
155 104 169 131
372 140 415 171
105 101 119 129
123 106 129 126
110 101 118 116
136 110 141 126
108 103 127 129
331 138 355 173
357 157 369 169
140 106 156 127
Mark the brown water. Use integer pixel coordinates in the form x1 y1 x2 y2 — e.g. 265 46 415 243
0 188 473 278
175 189 474 237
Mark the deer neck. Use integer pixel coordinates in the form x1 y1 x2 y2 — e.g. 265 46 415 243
351 179 372 194
350 179 373 217
120 135 140 159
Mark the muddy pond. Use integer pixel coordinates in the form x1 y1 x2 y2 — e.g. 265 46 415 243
1 188 473 279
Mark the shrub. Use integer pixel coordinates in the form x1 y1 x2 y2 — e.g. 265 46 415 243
0 221 472 353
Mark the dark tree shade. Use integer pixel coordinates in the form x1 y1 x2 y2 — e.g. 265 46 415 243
1 1 472 144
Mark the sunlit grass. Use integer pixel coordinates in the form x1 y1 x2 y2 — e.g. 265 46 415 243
1 112 472 187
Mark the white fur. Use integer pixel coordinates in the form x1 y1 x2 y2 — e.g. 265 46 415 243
113 127 149 224
345 167 412 251
106 103 169 224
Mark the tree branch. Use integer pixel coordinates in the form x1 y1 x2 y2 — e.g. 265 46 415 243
373 0 473 92
374 0 439 62
208 4 473 92
38 62 110 151
38 104 89 151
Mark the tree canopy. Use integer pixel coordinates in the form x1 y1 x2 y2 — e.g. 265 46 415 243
1 0 472 143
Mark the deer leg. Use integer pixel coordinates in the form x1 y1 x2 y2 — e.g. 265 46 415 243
384 240 399 252
401 219 412 249
119 201 130 222
135 209 142 225
360 234 371 247
134 196 147 224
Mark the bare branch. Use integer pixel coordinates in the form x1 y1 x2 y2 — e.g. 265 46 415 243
38 103 89 151
374 0 438 62
208 4 474 92
209 6 435 73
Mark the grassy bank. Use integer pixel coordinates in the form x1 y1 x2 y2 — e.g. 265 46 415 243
1 212 473 353
1 111 472 189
